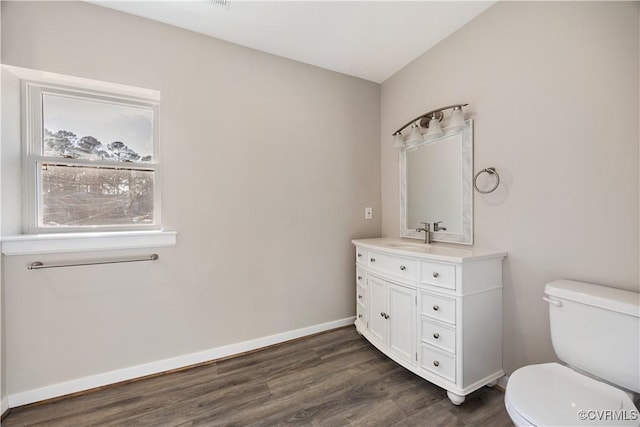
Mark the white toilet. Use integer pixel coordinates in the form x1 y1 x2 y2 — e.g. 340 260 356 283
505 280 640 426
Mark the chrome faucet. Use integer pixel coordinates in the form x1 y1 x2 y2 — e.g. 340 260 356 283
416 222 431 244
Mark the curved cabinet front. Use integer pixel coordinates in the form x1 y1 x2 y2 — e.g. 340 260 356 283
352 238 506 406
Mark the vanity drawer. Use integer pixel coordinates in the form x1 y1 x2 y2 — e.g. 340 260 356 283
421 293 456 325
356 283 366 308
356 302 366 324
367 252 417 281
421 344 456 383
356 267 365 286
356 247 367 265
420 261 456 290
421 318 456 354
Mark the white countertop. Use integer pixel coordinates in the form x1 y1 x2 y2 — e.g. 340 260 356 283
352 238 507 263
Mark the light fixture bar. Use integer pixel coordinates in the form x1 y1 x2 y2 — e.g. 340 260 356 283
392 103 468 136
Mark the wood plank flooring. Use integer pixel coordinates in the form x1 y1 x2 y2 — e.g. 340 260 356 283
3 326 512 426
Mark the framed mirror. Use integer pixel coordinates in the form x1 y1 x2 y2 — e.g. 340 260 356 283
400 120 473 244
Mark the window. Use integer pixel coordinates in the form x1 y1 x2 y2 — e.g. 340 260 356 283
23 82 160 233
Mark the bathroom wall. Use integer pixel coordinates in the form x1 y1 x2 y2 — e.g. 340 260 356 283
0 0 5 412
381 1 639 375
2 0 638 402
1 1 380 396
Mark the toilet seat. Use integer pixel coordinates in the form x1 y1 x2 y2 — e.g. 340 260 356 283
505 363 639 426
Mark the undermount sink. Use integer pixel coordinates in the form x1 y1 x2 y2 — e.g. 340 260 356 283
383 242 431 250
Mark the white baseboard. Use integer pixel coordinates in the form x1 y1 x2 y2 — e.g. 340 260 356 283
8 316 356 408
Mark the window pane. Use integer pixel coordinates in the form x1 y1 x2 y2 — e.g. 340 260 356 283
43 94 154 162
40 164 154 227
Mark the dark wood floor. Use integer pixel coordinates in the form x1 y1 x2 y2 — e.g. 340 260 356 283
3 326 512 426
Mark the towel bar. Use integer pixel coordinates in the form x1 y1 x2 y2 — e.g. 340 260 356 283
28 254 159 270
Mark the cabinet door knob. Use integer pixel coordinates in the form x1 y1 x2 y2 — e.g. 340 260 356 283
357 253 362 258
432 272 439 278
385 314 390 319
433 360 440 367
433 333 440 339
358 295 363 299
380 312 385 317
358 314 363 318
370 258 376 262
357 276 362 280
400 265 406 271
433 305 440 311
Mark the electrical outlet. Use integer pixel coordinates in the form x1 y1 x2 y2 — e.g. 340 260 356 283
365 207 373 219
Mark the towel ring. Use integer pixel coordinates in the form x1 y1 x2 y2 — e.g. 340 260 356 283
474 167 500 194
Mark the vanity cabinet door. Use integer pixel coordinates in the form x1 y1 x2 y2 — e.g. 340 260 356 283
368 276 387 346
388 283 416 364
366 276 416 365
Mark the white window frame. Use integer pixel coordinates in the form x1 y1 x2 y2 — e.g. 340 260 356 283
22 81 161 234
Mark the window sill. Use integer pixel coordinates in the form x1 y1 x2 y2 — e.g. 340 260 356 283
1 230 177 256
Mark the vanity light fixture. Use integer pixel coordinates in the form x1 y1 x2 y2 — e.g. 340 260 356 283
406 122 424 146
448 106 466 131
392 132 405 149
392 103 468 149
425 114 444 140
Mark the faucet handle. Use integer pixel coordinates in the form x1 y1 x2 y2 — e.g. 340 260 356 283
420 222 430 231
433 221 447 232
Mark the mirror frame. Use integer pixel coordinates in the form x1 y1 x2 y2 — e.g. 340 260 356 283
400 120 473 245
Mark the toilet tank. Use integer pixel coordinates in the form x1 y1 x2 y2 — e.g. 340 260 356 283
545 280 640 393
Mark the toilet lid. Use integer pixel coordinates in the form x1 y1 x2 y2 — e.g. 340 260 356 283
507 363 639 426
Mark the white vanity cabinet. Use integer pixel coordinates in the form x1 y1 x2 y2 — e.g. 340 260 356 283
352 238 506 405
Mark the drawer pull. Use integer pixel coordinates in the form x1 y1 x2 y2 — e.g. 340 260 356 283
432 272 440 278
433 360 440 367
400 265 406 271
358 295 363 299
370 258 376 262
433 332 440 339
358 314 363 318
433 305 440 311
357 253 362 258
357 276 362 280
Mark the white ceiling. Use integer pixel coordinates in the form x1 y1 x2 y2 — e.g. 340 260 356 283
92 1 495 83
